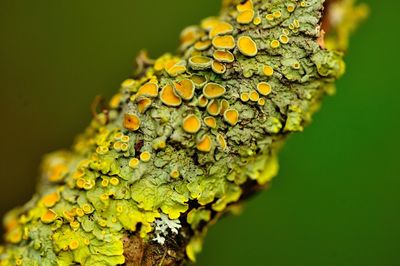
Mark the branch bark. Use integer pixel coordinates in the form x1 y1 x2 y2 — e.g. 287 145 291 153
0 1 367 265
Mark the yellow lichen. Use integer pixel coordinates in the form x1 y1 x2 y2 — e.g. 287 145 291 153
211 60 226 74
189 56 212 70
174 79 195 100
258 98 266 106
203 116 217 129
257 82 272 96
249 90 260 102
182 114 202 134
279 35 290 44
219 99 230 115
129 158 140 169
197 95 209 108
209 22 233 38
160 84 182 107
223 109 239 126
263 65 274 76
236 0 253 12
207 99 221 116
196 134 212 152
203 83 226 99
237 10 255 24
140 151 152 162
124 113 141 131
41 209 57 224
137 97 152 113
287 4 296 13
240 92 250 102
237 36 258 57
270 39 280 48
253 16 262 25
200 17 220 31
194 40 212 51
190 75 207 88
41 192 60 208
212 35 235 50
216 133 227 150
213 50 235 63
137 82 158 98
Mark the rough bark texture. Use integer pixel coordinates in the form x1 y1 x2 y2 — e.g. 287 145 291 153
0 0 367 265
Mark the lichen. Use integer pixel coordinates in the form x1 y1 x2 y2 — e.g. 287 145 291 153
0 0 367 265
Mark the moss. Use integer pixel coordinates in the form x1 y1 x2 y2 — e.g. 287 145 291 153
0 0 367 265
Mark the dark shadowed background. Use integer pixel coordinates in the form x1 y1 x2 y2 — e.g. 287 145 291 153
0 0 399 265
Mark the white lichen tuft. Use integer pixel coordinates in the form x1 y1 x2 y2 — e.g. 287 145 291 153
153 214 182 245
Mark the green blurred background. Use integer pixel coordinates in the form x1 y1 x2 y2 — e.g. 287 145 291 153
0 0 399 265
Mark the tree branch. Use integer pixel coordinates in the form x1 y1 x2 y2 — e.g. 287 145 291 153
0 1 367 265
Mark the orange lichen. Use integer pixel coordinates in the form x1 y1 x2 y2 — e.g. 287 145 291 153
182 114 202 134
137 97 152 113
279 35 289 44
212 35 235 50
270 40 280 48
203 116 217 129
170 169 180 179
216 133 227 150
253 17 262 25
129 158 140 169
201 17 220 31
263 65 274 76
223 109 239 126
109 93 121 109
196 134 212 152
69 240 80 250
237 10 255 24
166 63 187 77
207 100 221 116
213 50 235 63
219 100 229 116
209 22 233 38
41 209 57 224
137 82 158 98
194 40 212 51
292 62 301 69
140 151 152 162
203 83 226 99
198 95 209 108
42 192 60 208
191 75 207 88
211 61 226 74
160 84 182 107
240 92 250 102
249 90 260 102
257 82 272 96
273 10 282 18
48 164 67 182
265 14 275 21
124 113 141 131
189 56 212 70
180 26 201 48
174 79 195 100
110 177 120 186
237 36 258 57
236 0 253 12
258 98 266 106
287 4 296 13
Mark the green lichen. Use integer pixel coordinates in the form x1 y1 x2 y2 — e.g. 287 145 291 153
0 0 366 265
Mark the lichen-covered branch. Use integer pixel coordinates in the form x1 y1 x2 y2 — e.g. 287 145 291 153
0 0 367 265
